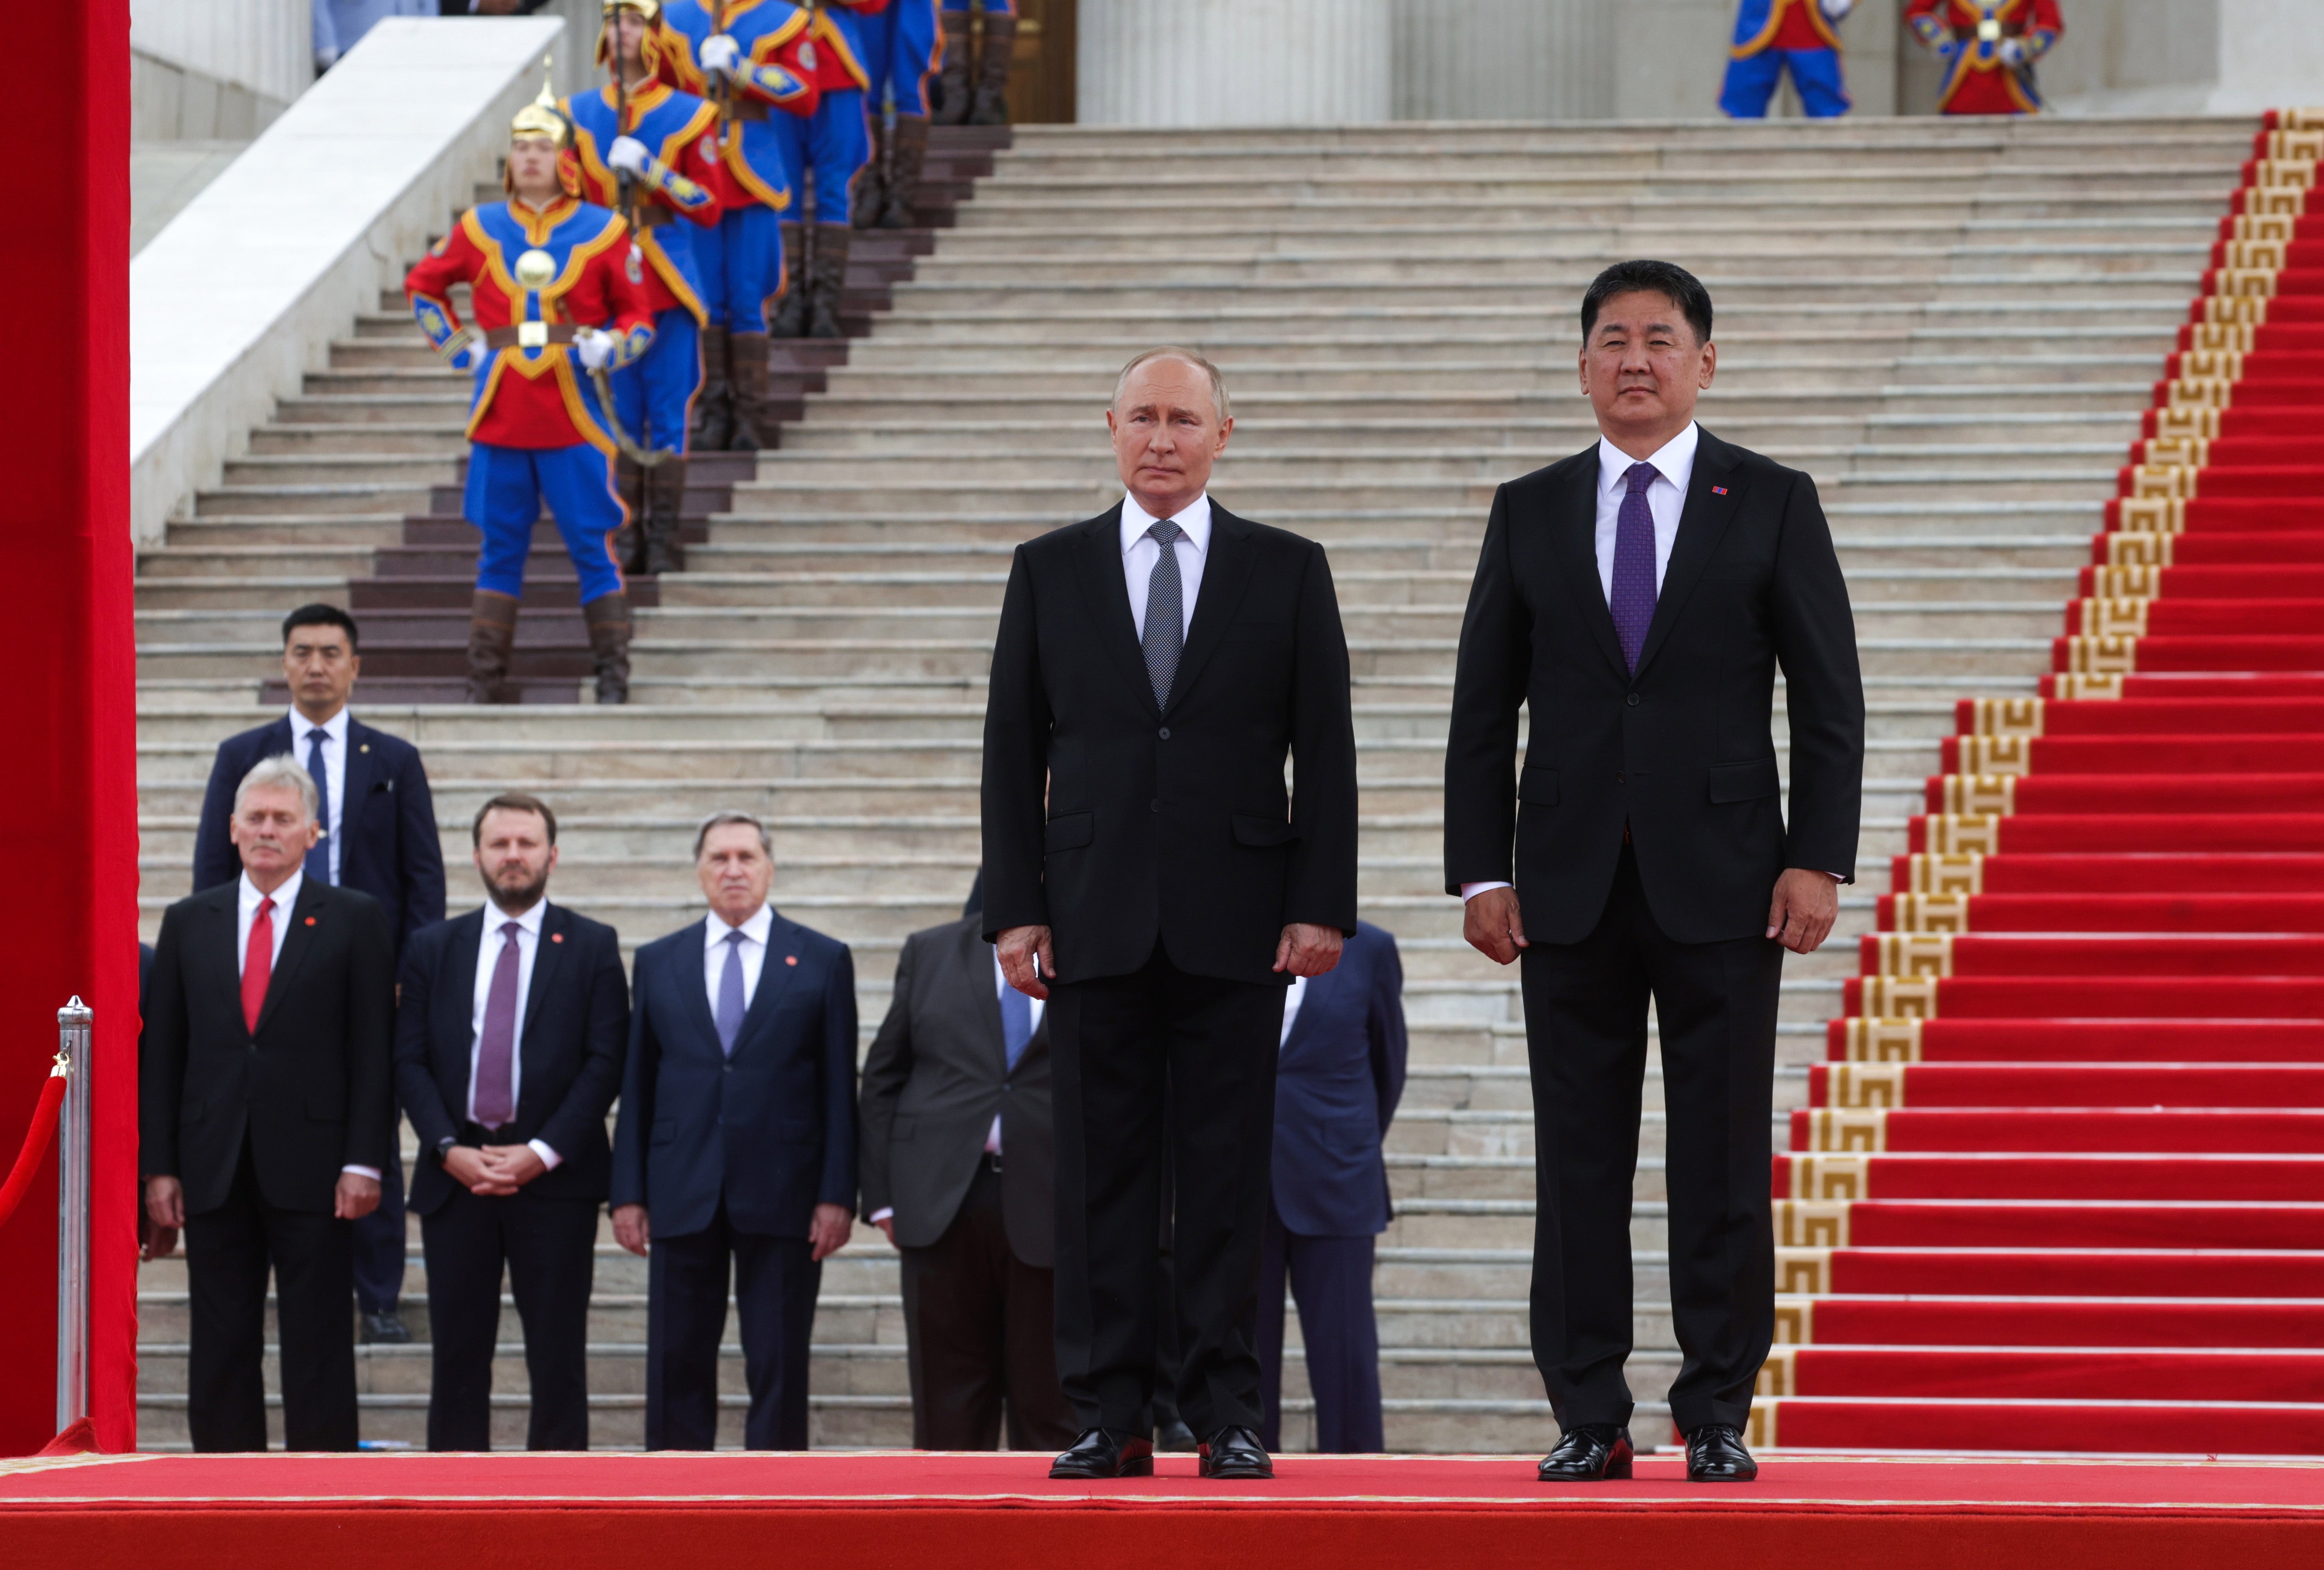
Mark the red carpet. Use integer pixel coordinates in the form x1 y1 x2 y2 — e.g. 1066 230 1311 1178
0 1451 2317 1570
1779 136 2324 1456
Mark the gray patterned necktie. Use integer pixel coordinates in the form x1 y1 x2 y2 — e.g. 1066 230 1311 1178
1142 518 1184 709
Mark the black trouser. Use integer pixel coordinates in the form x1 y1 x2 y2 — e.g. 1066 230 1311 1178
899 1157 1078 1451
1048 940 1281 1439
418 1182 599 1451
183 1138 357 1452
1520 843 1784 1436
351 1135 406 1316
645 1200 820 1450
1257 1201 1383 1454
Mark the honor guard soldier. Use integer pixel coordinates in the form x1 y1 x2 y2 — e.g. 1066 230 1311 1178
935 0 1015 127
662 1 821 439
853 0 941 230
564 1 724 572
1720 0 1854 120
773 0 887 338
1906 0 2064 116
405 74 656 704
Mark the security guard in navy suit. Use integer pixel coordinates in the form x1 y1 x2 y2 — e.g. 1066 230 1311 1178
191 604 447 1343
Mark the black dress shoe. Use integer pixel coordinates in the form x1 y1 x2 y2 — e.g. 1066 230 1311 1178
1156 1419 1199 1452
1685 1423 1758 1482
1538 1424 1634 1481
359 1312 412 1345
1050 1428 1155 1479
1197 1425 1274 1480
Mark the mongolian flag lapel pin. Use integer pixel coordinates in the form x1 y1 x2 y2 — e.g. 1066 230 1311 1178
1711 485 1729 496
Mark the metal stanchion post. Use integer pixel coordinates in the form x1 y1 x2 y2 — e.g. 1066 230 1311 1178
55 996 90 1433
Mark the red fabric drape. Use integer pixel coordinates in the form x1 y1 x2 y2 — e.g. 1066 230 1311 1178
0 0 138 1454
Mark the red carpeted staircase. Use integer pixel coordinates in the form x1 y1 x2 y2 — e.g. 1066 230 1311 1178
1753 113 2324 1458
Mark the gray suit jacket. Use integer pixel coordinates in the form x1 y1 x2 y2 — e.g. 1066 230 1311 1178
859 914 1054 1266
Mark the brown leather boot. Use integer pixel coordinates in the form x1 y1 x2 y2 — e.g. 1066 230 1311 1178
971 13 1015 125
644 456 687 575
856 114 887 229
881 114 929 229
808 222 851 340
692 321 733 451
612 454 645 574
769 222 808 338
728 330 773 449
583 591 632 705
934 10 971 125
466 590 519 704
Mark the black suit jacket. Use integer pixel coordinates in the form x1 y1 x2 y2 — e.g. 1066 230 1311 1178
1443 428 1865 944
609 911 859 1240
980 501 1360 984
859 914 1055 1265
140 879 397 1216
393 904 630 1215
193 715 446 954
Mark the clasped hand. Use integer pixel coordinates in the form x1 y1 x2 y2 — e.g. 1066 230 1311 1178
443 1142 548 1197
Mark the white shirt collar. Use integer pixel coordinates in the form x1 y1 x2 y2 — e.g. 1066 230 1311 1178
707 903 774 949
1120 491 1213 557
482 897 548 936
1596 422 1700 499
287 705 349 746
239 867 303 915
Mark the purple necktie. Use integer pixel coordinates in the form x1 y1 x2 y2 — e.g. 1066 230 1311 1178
473 920 522 1129
1610 461 1660 672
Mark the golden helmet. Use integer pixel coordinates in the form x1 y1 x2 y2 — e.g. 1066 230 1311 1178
510 56 569 146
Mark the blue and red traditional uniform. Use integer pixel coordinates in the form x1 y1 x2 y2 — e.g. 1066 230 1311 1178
1720 0 1852 120
853 0 943 229
1906 0 2064 116
405 197 654 626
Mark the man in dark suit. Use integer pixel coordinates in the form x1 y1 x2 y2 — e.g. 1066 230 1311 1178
860 881 1077 1451
611 811 859 1450
1256 918 1406 1455
192 604 446 1343
1444 260 1865 1483
394 793 628 1451
141 755 397 1451
982 347 1360 1481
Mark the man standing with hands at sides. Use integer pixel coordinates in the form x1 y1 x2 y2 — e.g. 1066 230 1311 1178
982 347 1359 1482
394 795 629 1452
191 604 445 1347
611 812 859 1450
141 758 397 1451
1444 261 1863 1483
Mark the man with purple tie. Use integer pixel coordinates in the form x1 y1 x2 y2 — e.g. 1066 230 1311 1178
1443 260 1864 1485
611 811 859 1449
393 793 629 1451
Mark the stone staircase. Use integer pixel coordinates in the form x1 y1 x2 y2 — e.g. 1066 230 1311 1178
133 114 2252 1451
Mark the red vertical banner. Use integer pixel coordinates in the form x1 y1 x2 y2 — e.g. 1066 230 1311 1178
0 0 138 1453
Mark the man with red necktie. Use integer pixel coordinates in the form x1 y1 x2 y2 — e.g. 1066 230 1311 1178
393 793 630 1451
141 756 397 1452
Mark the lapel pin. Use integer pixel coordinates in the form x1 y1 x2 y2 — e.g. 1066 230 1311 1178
551 933 565 943
360 744 370 753
304 916 317 926
1711 485 1729 496
785 955 798 966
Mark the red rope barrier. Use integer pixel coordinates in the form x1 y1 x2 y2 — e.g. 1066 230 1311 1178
0 1065 67 1231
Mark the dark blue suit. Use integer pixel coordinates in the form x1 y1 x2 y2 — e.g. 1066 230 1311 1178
1259 920 1406 1453
611 909 859 1449
192 711 446 1320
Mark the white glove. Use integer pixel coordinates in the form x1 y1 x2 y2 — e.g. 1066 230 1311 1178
1997 36 2026 65
575 327 618 371
607 135 653 177
699 33 742 76
1818 0 1853 19
442 330 485 372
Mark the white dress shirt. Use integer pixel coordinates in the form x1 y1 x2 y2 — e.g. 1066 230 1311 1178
288 704 349 884
1279 974 1309 1049
870 947 1045 1224
705 903 776 1013
1120 490 1213 641
237 867 378 1181
466 898 562 1169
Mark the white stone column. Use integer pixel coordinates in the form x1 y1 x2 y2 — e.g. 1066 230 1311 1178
1077 0 1392 127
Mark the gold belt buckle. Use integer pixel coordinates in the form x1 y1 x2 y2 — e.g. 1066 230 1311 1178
1978 18 2003 41
517 320 549 349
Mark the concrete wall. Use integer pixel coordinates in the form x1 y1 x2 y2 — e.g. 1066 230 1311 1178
1078 0 1392 126
130 15 566 548
2042 0 2324 116
130 0 312 139
1391 0 1615 121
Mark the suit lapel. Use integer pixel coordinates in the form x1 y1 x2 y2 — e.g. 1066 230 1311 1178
1632 429 1746 680
254 878 328 1034
1071 506 1159 718
1549 453 1632 681
958 919 1009 1079
678 918 724 1052
203 888 246 1032
1163 503 1258 715
732 909 805 1057
520 903 568 1048
339 718 377 860
441 910 484 1112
